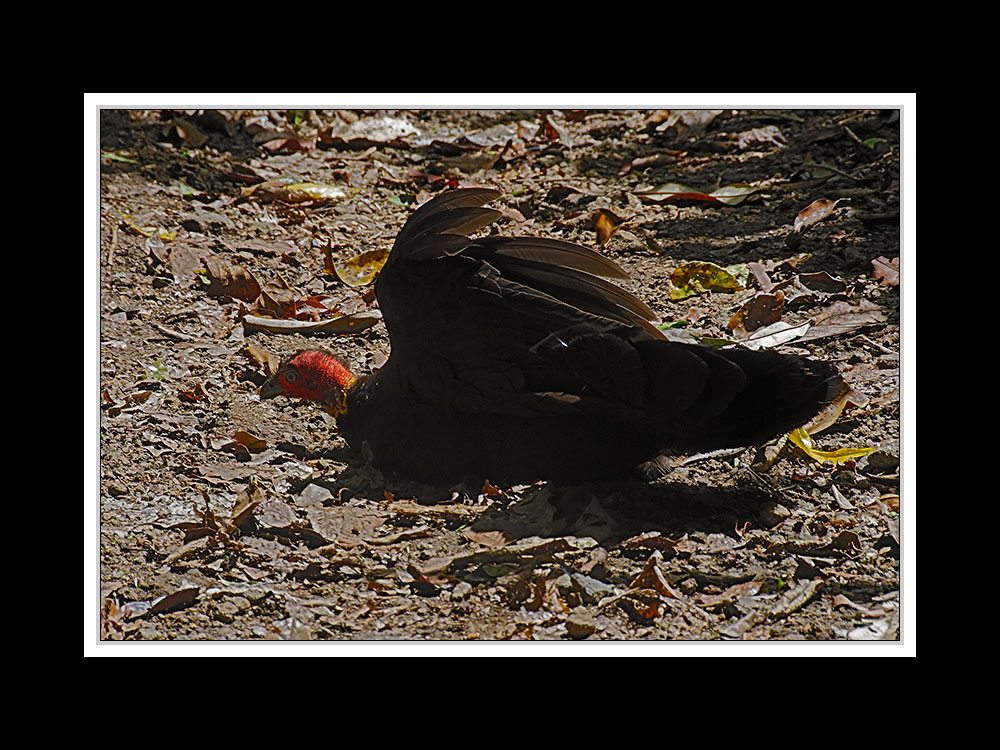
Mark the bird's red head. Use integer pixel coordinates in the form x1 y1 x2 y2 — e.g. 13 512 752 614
260 350 356 415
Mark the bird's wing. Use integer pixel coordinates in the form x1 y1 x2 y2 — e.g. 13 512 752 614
373 188 659 410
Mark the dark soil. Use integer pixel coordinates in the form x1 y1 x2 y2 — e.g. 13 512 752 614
92 107 906 648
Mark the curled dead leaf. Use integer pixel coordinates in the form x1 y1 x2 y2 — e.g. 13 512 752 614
594 208 624 246
788 427 874 466
793 198 844 233
255 276 296 317
145 587 201 617
652 109 723 134
741 320 811 350
241 310 382 335
802 383 857 436
797 271 847 293
636 182 760 207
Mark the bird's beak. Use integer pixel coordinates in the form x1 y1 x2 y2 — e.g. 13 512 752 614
259 378 286 400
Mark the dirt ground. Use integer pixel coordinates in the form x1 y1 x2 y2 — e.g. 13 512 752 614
90 105 908 649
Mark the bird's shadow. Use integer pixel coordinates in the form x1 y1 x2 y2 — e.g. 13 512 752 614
468 478 784 547
282 445 785 547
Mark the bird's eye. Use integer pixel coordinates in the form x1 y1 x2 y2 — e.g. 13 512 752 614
283 368 299 384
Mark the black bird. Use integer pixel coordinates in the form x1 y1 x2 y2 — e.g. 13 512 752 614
262 188 844 483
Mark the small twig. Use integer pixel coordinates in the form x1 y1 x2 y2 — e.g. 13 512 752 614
152 322 200 342
859 334 895 355
843 125 864 145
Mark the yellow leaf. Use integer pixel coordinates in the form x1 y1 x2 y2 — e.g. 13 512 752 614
668 261 745 300
788 428 874 466
335 246 390 287
241 180 352 204
283 182 348 201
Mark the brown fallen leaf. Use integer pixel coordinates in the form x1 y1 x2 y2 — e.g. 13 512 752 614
808 300 888 334
797 270 847 293
145 587 201 617
241 310 382 335
169 118 208 148
636 182 760 207
261 136 314 154
871 256 899 286
177 383 208 403
628 551 683 599
367 526 433 545
245 345 281 378
733 125 786 150
768 580 823 620
793 198 844 233
594 208 624 246
462 528 509 548
541 113 571 146
653 109 723 134
229 430 267 454
728 292 785 337
322 240 338 276
780 300 888 346
255 276 296 317
802 384 855 435
747 261 774 293
226 477 266 533
202 256 262 302
832 593 886 618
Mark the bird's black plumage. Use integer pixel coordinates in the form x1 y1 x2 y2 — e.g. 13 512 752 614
274 188 844 483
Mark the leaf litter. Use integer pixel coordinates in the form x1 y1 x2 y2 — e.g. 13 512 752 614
98 108 902 644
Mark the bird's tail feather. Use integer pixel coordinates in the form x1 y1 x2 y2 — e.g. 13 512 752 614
637 340 845 452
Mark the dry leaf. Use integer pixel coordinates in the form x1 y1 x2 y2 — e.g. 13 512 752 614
242 310 382 335
594 208 624 246
245 345 281 377
177 383 208 403
802 384 854 435
734 126 786 150
668 261 747 300
242 180 349 204
793 198 844 233
636 182 759 207
789 427 874 466
654 110 723 134
797 271 847 293
145 587 200 617
871 256 899 286
203 256 261 302
741 321 811 350
230 431 267 454
335 246 390 287
170 118 208 148
255 276 296 317
728 292 785 336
